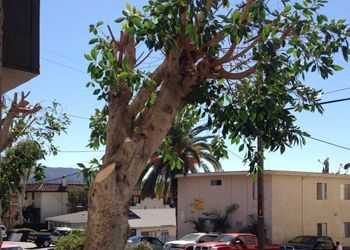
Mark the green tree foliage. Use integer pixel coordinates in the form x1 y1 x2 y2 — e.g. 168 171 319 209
55 230 87 250
187 203 239 233
0 140 45 218
67 187 89 213
207 203 239 233
77 159 100 187
240 214 258 235
132 241 153 250
137 106 224 206
86 0 349 173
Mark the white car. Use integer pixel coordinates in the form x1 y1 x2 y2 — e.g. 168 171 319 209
1 242 24 250
1 225 6 240
163 233 218 250
50 227 73 244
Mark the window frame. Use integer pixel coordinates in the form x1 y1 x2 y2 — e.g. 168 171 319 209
317 183 327 200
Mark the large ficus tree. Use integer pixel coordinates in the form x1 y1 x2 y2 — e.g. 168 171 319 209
84 0 349 249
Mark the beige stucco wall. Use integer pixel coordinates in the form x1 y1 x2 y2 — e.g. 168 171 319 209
271 173 350 245
39 192 68 223
135 225 176 238
177 174 273 241
178 171 350 245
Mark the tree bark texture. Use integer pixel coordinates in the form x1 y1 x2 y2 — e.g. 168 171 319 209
0 0 4 246
85 45 207 249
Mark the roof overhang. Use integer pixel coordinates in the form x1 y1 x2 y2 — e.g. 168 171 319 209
2 0 40 93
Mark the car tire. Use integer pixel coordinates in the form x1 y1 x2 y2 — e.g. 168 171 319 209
43 240 50 247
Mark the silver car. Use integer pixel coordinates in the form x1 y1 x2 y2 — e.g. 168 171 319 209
127 236 164 250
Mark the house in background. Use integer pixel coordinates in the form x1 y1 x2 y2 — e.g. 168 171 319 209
2 0 40 93
177 170 350 245
24 177 84 223
46 208 176 242
129 188 170 209
1 195 20 228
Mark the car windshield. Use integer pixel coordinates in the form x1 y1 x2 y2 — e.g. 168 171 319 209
289 236 314 244
214 235 235 243
180 234 202 242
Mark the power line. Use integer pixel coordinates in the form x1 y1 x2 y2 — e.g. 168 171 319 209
227 149 244 160
41 57 86 74
319 97 350 106
309 136 350 151
42 48 88 65
323 87 350 95
67 114 90 120
58 150 104 153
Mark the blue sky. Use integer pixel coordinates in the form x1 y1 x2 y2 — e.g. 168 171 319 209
11 0 350 174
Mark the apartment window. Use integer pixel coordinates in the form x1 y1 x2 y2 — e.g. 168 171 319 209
211 180 222 186
317 183 327 200
341 184 350 200
342 222 350 238
317 223 327 236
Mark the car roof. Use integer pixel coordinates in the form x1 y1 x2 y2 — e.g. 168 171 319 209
1 242 22 247
54 227 73 231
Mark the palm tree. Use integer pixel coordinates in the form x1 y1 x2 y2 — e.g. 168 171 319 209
137 109 223 209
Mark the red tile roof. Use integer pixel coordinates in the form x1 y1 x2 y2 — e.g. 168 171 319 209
26 183 85 192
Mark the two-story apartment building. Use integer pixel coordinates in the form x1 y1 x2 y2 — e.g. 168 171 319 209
177 170 350 245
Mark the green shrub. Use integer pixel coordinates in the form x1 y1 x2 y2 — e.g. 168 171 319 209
55 229 86 250
132 241 152 250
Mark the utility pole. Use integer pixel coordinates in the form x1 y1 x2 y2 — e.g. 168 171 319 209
257 136 265 250
257 1 265 249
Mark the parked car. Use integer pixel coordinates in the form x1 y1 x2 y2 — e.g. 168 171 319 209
50 227 73 245
192 233 280 250
281 235 335 250
163 232 219 250
1 225 6 240
127 236 164 250
1 242 25 250
6 228 35 242
27 231 52 247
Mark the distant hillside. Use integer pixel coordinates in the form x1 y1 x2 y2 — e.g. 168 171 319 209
28 167 84 184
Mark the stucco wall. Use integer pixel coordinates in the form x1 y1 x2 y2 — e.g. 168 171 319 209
40 192 68 223
177 174 273 241
135 225 176 240
270 174 350 245
178 172 350 245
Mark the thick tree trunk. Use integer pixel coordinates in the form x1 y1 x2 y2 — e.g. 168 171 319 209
0 203 3 246
85 164 133 249
0 0 4 246
85 44 210 249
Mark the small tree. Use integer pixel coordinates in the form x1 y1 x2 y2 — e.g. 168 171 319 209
0 95 70 239
1 139 45 224
208 203 239 233
55 230 87 250
67 187 89 213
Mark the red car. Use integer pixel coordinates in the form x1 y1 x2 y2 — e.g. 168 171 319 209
192 233 280 250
